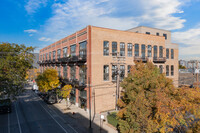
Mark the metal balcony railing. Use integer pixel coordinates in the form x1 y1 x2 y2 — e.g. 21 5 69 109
78 54 87 63
68 56 78 63
70 79 87 90
153 57 166 63
37 61 42 64
134 56 147 62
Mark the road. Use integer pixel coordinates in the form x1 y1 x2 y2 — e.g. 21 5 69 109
0 85 88 133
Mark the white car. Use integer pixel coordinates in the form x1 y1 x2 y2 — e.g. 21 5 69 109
32 84 38 91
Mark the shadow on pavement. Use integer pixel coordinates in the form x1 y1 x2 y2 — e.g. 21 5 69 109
65 112 108 133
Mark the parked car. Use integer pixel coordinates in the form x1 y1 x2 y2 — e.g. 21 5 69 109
44 94 57 104
32 83 38 91
0 99 11 113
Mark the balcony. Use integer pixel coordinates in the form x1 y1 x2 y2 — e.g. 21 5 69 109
45 60 49 64
71 79 87 90
58 57 70 63
153 57 166 63
51 59 56 63
68 56 78 63
47 60 52 64
37 61 42 64
78 55 86 62
62 78 72 85
134 56 147 62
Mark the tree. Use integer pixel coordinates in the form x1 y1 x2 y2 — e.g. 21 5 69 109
26 69 39 81
179 65 186 69
36 69 60 92
0 42 34 99
117 61 200 133
59 85 72 99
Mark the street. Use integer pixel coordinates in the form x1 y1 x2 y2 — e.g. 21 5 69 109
0 85 88 133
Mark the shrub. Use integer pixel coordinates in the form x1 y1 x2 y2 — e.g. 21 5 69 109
107 112 118 128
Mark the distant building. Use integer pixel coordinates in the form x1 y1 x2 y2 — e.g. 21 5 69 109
38 25 178 113
33 53 39 68
179 60 188 68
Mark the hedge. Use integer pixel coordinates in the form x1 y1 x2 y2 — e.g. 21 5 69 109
107 112 118 128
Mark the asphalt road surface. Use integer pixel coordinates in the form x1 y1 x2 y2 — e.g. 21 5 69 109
0 85 88 133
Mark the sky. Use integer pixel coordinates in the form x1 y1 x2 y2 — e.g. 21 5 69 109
0 0 200 60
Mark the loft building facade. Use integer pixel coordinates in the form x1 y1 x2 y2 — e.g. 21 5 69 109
38 25 178 113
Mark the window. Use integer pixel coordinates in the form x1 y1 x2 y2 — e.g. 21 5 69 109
70 45 76 57
141 44 146 58
63 66 67 79
49 52 51 60
171 49 174 59
146 32 150 35
147 45 152 57
63 47 68 58
53 51 56 60
103 41 109 56
166 48 169 59
134 44 139 57
171 65 174 76
163 34 167 40
120 42 125 56
46 53 48 60
159 46 163 58
79 41 87 58
112 42 117 56
70 65 76 80
153 46 157 58
79 90 87 108
166 65 169 76
112 65 117 81
103 65 109 81
159 65 163 74
156 33 159 36
79 65 87 84
57 66 61 77
127 43 132 57
57 49 61 59
127 65 131 73
120 65 125 80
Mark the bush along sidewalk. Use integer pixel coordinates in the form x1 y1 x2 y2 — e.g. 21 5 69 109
107 112 118 128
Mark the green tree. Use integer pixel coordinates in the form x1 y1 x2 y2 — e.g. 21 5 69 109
0 42 34 99
179 65 186 69
117 61 200 133
36 69 60 92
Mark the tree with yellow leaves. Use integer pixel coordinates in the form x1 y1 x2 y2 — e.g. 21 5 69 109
117 61 200 133
59 85 72 99
26 69 39 81
36 69 60 92
57 85 72 108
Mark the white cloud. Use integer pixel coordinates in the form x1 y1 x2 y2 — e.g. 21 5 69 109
39 0 187 41
137 0 186 30
39 37 51 42
25 0 47 14
24 29 37 33
172 25 200 56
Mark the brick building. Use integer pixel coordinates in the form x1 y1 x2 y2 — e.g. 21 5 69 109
38 25 178 113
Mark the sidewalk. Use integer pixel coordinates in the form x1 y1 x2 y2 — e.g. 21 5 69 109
53 100 118 133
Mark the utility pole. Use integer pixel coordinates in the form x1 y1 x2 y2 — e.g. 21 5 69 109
196 61 199 89
88 77 92 128
111 52 126 110
192 60 199 89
